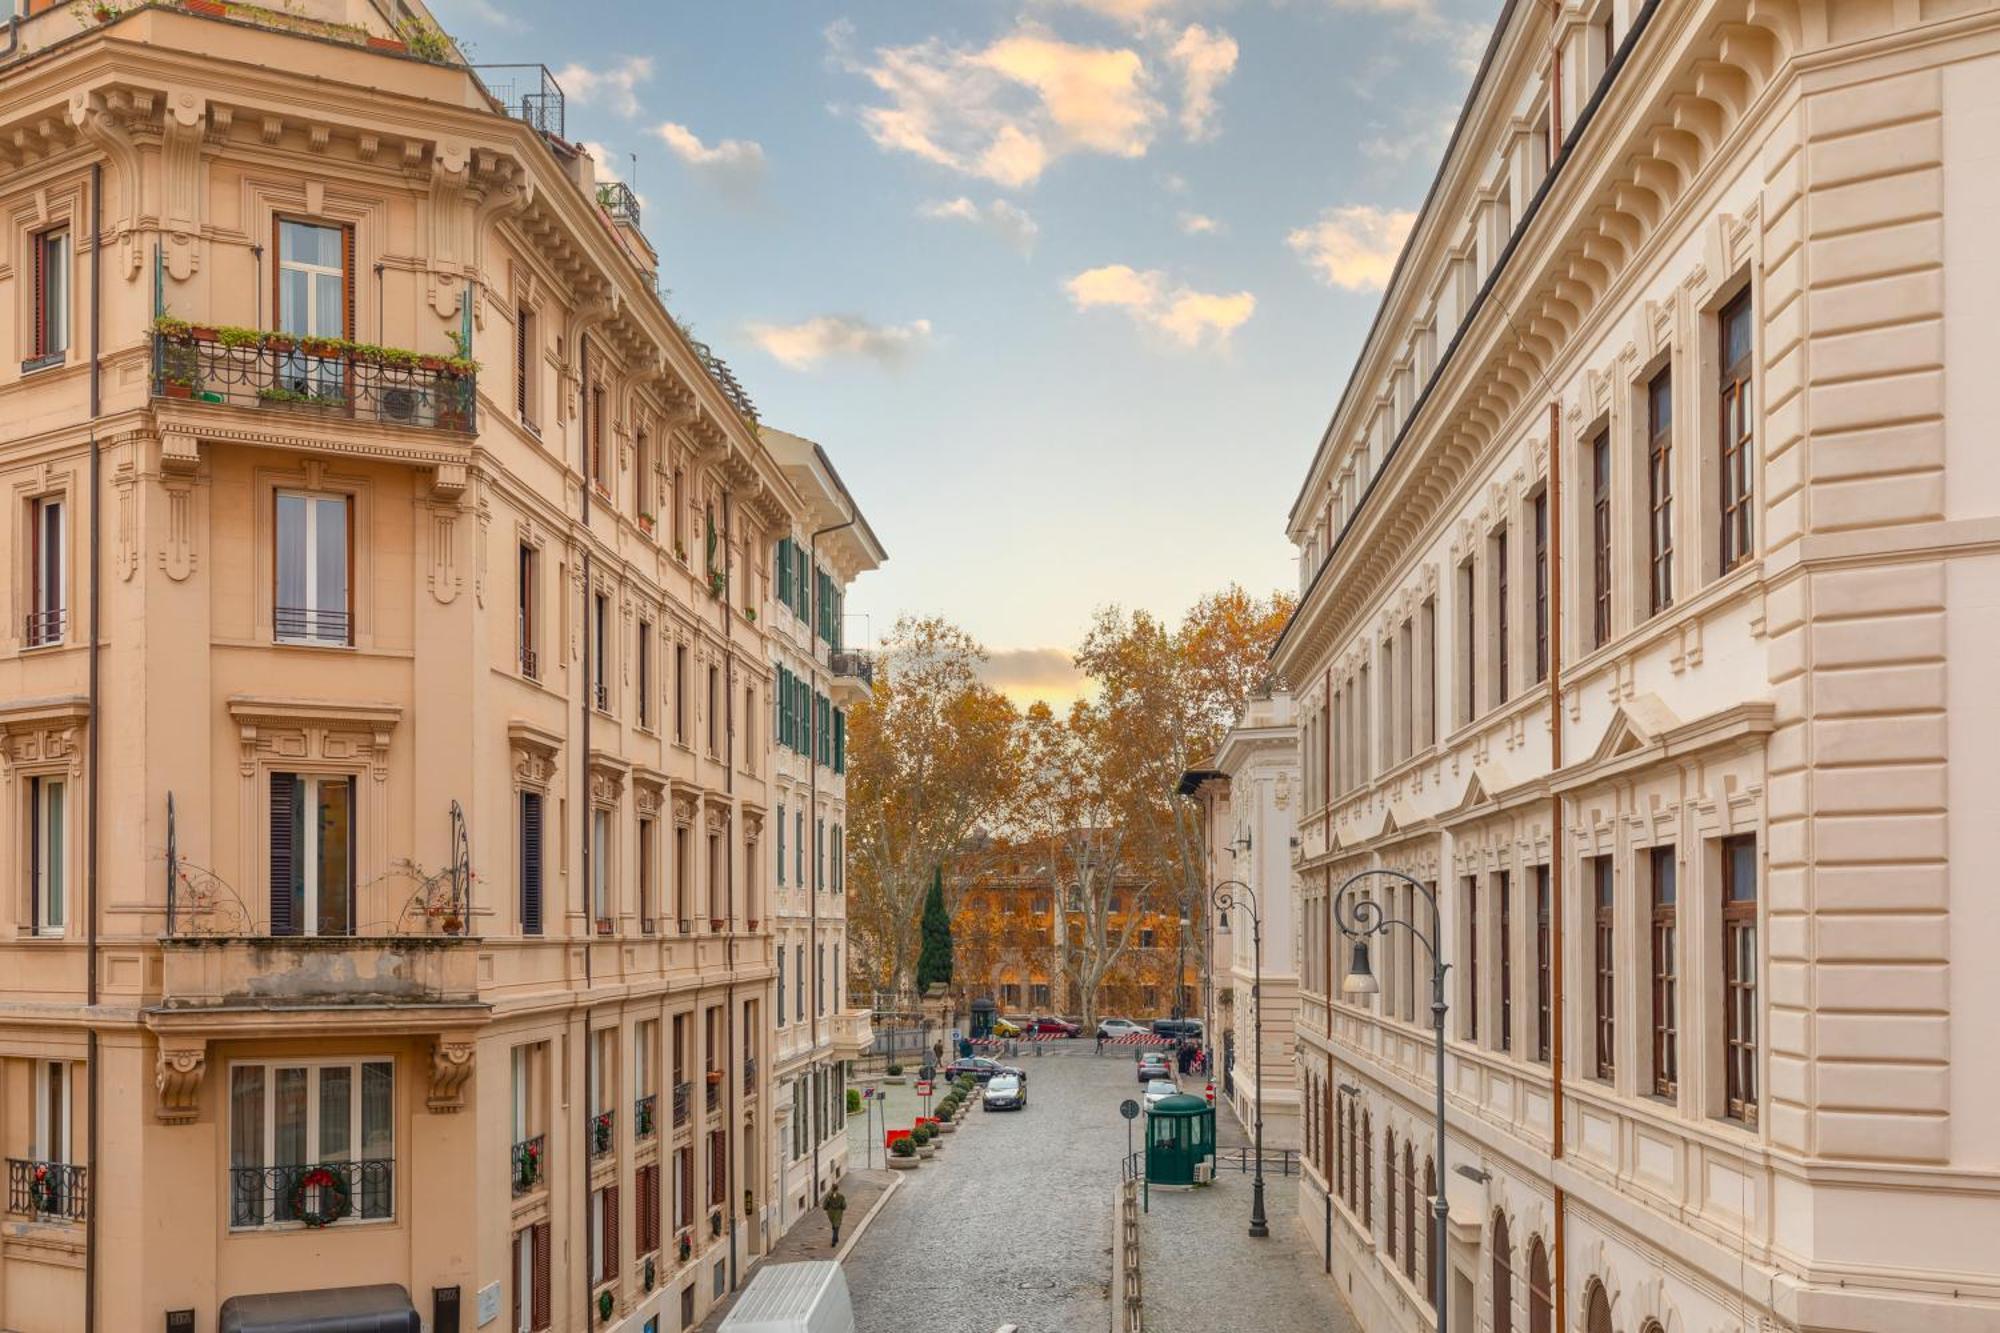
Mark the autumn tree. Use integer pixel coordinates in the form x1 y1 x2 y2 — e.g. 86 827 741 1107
846 616 1019 1000
1073 585 1294 1016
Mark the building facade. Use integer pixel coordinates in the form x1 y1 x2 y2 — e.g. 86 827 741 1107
1274 0 2000 1330
0 3 873 1330
756 428 881 1243
1184 692 1302 1150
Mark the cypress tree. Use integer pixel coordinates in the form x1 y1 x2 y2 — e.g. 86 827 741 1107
916 865 953 991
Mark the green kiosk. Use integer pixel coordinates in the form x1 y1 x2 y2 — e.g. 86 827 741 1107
1145 1093 1216 1186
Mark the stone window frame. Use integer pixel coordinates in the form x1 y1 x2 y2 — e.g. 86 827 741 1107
10 465 76 654
509 720 561 937
241 175 386 343
6 178 87 380
587 753 628 934
252 460 375 652
2 698 88 940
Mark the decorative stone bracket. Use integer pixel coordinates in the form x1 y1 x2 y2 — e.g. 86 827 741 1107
156 1041 208 1123
429 1035 477 1113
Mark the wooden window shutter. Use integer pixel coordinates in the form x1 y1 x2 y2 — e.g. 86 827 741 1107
515 310 530 419
521 791 544 935
531 1221 551 1329
679 1147 693 1227
512 1230 525 1332
31 234 47 357
269 772 298 936
603 1183 620 1283
342 224 357 340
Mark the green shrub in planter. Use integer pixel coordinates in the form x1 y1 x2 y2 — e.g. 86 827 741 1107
847 1088 862 1116
890 1137 915 1158
911 1124 932 1146
886 1063 903 1076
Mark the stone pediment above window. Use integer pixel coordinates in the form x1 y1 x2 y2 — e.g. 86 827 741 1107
509 720 562 789
587 749 629 806
1586 693 1682 768
0 695 91 776
226 696 400 780
632 766 667 816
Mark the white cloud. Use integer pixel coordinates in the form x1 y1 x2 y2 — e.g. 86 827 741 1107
1178 211 1222 235
745 316 934 371
919 196 1041 252
834 23 1162 188
1286 204 1416 291
1328 0 1491 75
443 0 525 33
1038 0 1180 25
1063 263 1254 347
555 56 653 118
1166 24 1237 140
1359 111 1455 164
655 122 767 202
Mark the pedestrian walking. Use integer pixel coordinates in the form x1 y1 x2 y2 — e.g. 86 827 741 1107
1096 1032 1106 1056
824 1184 848 1248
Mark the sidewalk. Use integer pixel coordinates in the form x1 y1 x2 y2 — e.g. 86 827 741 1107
694 1168 898 1331
1139 1174 1359 1333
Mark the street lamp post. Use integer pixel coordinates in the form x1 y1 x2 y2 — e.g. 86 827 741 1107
1334 869 1451 1332
1209 879 1267 1239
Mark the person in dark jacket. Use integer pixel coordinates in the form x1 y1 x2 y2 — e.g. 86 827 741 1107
824 1184 848 1246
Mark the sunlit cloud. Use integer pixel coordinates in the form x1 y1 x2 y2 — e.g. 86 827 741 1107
919 196 1041 253
438 0 525 33
555 56 652 118
1064 263 1254 348
1287 204 1416 291
655 122 767 203
1166 24 1237 140
980 647 1091 708
1178 210 1222 236
746 315 934 371
832 21 1161 188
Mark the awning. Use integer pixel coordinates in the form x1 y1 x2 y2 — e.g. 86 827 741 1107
219 1285 419 1333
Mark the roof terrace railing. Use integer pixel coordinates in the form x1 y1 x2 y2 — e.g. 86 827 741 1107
472 64 565 140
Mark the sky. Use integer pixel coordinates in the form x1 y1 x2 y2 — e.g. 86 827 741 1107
431 0 1501 704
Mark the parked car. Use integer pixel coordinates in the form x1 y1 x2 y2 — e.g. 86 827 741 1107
1142 1078 1179 1111
1025 1016 1080 1037
718 1259 854 1333
945 1055 1024 1083
1096 1018 1145 1040
990 1016 1023 1038
1136 1051 1171 1084
1150 1017 1203 1040
983 1073 1026 1111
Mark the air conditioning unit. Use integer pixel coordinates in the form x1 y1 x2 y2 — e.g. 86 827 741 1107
380 387 431 425
1194 1161 1214 1184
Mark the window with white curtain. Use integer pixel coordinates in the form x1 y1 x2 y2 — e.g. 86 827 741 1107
228 1059 392 1228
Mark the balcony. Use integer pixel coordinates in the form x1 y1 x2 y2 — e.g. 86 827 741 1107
229 1159 393 1230
590 1109 615 1159
511 1134 545 1197
156 934 480 1012
597 181 642 230
473 64 565 138
7 1160 86 1223
672 1081 691 1130
831 1009 874 1062
635 1093 658 1141
829 650 874 688
151 327 476 434
705 1074 720 1114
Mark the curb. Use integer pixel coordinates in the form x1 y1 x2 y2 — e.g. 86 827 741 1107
833 1172 903 1265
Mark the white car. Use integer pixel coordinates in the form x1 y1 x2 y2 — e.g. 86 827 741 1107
1142 1078 1178 1111
1097 1018 1145 1040
983 1073 1026 1111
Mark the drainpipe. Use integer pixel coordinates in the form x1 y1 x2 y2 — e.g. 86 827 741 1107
579 332 595 1333
84 157 102 1333
807 499 857 1201
724 489 740 1293
1546 399 1567 1333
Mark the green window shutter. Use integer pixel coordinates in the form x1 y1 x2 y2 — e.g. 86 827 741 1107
834 710 845 773
777 538 791 605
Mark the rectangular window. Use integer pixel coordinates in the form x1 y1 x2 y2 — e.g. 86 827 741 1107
514 1222 551 1332
777 945 786 1025
1648 368 1674 614
637 620 653 730
592 808 612 930
1592 430 1612 648
776 803 786 888
1719 291 1755 573
1496 869 1513 1053
590 386 607 495
675 644 688 743
517 545 538 677
29 775 66 935
275 220 349 399
795 810 804 886
796 944 806 1021
1534 866 1551 1063
1463 877 1479 1041
36 1061 71 1166
1459 560 1476 726
675 826 689 930
592 594 610 711
707 666 719 755
1421 597 1437 747
269 772 355 937
1494 525 1510 706
1532 493 1548 683
519 791 544 936
30 227 71 363
228 1058 392 1228
590 1184 619 1284
1722 834 1759 1123
639 816 657 934
1650 845 1678 1097
275 492 351 645
515 306 537 431
27 495 65 647
1593 855 1615 1080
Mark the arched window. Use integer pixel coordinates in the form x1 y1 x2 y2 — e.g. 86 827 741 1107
1422 1158 1438 1308
1639 1322 1664 1333
1585 1279 1614 1333
1384 1130 1398 1262
1492 1211 1514 1333
1527 1236 1553 1333
1402 1141 1417 1281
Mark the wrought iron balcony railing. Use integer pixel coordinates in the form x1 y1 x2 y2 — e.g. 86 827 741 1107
7 1159 86 1222
742 1057 757 1095
672 1081 691 1129
829 649 873 688
590 1108 615 1159
229 1159 393 1229
23 607 64 648
152 331 476 433
635 1093 658 1140
511 1134 545 1197
597 181 641 229
472 64 565 139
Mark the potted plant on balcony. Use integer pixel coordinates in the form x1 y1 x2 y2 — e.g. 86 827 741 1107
678 1233 693 1262
596 1289 613 1324
29 1165 62 1216
705 1068 723 1088
514 1139 543 1192
636 1098 654 1137
710 1210 723 1238
887 1137 918 1170
638 510 655 536
591 1110 613 1155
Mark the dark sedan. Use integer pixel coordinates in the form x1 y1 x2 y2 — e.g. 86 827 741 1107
945 1055 1026 1083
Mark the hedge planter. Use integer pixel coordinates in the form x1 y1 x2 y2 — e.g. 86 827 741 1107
936 1119 956 1134
888 1152 919 1170
916 1143 935 1159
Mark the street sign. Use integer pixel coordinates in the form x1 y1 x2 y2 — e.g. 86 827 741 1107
1118 1098 1140 1121
916 1080 933 1095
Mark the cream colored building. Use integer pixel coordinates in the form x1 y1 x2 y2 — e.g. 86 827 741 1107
1274 0 2000 1330
1183 692 1303 1152
755 428 881 1238
0 3 869 1330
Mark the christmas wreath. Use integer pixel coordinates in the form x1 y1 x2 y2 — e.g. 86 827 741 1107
30 1164 61 1215
289 1165 352 1228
